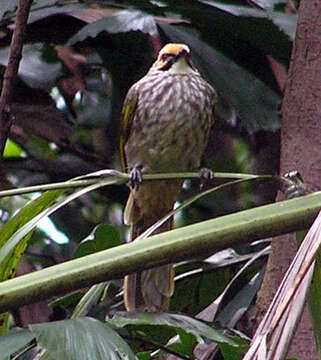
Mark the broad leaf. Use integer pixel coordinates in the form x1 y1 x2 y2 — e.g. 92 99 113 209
171 329 198 357
0 43 62 91
0 190 63 271
0 0 19 21
68 10 158 45
171 263 231 314
0 178 116 267
172 246 268 315
71 282 110 318
109 312 238 346
49 291 83 310
219 334 249 360
200 247 269 321
216 270 265 326
30 317 135 360
0 190 62 334
71 225 121 318
0 328 34 360
3 139 23 158
27 0 84 24
204 2 297 40
0 178 119 331
136 352 151 360
163 0 293 62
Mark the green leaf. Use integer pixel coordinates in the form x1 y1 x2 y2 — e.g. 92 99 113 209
136 352 151 360
71 282 109 318
68 10 158 45
0 328 35 360
0 312 9 335
0 179 114 329
24 135 56 159
216 270 265 326
71 226 123 319
0 190 63 278
0 190 63 335
172 247 266 315
204 3 297 40
0 179 111 270
159 24 281 133
195 247 268 322
172 0 293 60
219 334 249 360
171 329 197 357
3 139 23 158
0 43 62 91
73 224 121 258
30 317 135 360
171 264 231 314
49 291 83 310
109 312 238 346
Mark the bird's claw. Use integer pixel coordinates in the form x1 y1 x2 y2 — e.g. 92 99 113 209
199 167 214 190
129 167 143 189
280 171 309 199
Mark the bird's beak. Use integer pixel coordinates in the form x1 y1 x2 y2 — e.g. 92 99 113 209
175 49 189 62
175 49 195 70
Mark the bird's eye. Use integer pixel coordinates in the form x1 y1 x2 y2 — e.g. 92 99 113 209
161 53 172 61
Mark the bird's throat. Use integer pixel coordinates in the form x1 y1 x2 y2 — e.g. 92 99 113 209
167 57 195 74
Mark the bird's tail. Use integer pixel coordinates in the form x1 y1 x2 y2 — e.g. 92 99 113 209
123 193 175 312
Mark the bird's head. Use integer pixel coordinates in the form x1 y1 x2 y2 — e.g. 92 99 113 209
152 43 196 73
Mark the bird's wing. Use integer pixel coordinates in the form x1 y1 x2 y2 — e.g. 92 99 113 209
119 86 139 171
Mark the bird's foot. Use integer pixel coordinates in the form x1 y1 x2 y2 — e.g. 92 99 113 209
129 166 143 190
199 167 214 190
280 171 309 199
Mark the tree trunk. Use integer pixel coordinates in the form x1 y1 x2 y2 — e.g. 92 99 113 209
255 0 321 358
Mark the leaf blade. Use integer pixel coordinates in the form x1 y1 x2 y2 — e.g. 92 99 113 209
30 317 135 360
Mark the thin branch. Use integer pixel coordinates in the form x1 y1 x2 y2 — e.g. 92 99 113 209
0 0 33 158
0 178 103 198
0 169 274 198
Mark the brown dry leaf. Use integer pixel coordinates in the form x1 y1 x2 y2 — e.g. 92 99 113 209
69 8 118 23
56 45 87 111
56 45 86 79
266 56 287 94
154 16 189 25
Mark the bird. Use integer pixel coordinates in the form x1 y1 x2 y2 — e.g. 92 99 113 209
120 43 217 312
